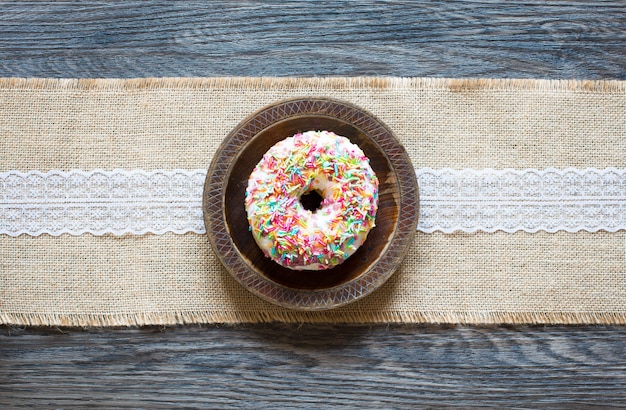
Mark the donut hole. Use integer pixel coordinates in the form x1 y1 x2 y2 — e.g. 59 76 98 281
299 189 324 212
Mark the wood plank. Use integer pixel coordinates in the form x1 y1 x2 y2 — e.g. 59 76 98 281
0 1 624 79
1 325 625 407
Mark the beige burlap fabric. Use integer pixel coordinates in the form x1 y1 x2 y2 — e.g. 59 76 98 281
0 77 624 326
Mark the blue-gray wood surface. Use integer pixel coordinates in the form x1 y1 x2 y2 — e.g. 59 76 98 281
0 1 625 408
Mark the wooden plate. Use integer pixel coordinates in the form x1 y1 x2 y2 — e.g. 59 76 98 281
203 97 419 310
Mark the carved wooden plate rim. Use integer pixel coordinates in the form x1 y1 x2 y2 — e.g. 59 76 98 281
203 97 419 310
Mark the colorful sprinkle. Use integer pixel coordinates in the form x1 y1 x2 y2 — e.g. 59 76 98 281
245 130 379 270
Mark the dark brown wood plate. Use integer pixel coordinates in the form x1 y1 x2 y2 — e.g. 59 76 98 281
203 97 419 310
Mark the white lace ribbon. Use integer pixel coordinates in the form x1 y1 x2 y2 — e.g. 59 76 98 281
417 168 624 233
0 168 624 236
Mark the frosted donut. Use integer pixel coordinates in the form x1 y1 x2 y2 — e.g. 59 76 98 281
245 130 379 270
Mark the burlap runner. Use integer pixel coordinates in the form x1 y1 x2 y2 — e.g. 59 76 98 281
0 77 624 326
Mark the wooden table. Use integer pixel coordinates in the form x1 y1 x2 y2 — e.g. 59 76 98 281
1 2 624 407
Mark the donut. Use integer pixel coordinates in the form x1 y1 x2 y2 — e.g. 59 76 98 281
245 130 379 270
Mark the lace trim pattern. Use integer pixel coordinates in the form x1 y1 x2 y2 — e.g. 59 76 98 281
0 170 206 236
0 168 624 236
416 168 625 233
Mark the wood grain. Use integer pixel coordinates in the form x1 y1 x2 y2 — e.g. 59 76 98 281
0 1 625 407
1 325 625 408
0 1 624 79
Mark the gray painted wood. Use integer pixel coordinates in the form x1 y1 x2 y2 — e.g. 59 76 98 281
0 1 625 407
0 1 624 79
1 325 625 408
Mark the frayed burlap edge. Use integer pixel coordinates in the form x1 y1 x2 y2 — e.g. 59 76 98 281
1 77 625 93
2 311 625 327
